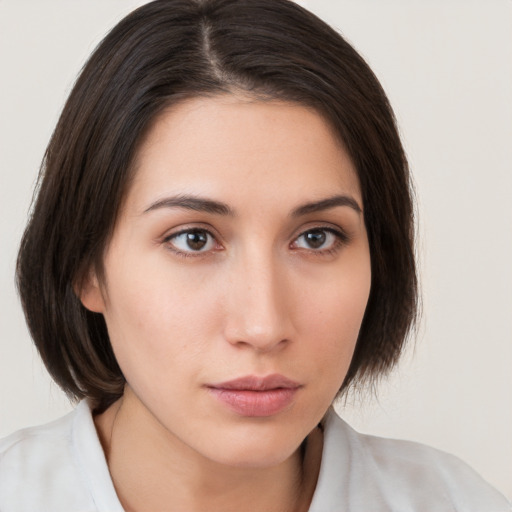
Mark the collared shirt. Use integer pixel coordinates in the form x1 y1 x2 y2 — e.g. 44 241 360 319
0 401 510 511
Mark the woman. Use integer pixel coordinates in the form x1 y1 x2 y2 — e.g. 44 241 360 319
1 1 510 510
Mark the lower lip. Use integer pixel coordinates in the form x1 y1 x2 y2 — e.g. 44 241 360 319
207 387 298 417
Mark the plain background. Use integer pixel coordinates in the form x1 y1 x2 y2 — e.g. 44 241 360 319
0 0 511 501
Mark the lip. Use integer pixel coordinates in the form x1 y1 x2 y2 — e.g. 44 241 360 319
206 374 301 417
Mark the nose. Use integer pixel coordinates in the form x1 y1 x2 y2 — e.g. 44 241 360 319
223 250 294 353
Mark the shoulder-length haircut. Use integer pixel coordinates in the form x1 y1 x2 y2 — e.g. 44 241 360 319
17 0 417 412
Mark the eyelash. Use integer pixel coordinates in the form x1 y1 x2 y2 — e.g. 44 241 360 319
162 227 221 259
162 226 349 259
291 227 349 257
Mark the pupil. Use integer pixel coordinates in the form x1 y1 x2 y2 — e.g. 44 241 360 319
306 230 326 248
186 231 207 250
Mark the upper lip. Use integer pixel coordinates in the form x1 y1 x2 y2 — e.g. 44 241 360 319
208 374 301 391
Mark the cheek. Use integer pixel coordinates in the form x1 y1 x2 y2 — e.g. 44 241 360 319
296 259 371 370
101 261 223 383
305 291 367 360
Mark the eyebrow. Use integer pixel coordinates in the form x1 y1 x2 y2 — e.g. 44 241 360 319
291 195 362 217
143 193 361 217
143 195 234 216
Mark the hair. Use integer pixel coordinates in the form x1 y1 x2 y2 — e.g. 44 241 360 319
17 0 417 413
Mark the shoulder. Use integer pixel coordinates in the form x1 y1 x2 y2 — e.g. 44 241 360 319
310 409 512 512
0 406 76 480
358 430 510 511
0 401 101 511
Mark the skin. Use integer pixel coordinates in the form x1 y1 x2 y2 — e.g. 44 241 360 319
81 95 372 512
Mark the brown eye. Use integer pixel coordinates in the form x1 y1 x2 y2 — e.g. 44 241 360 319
167 229 215 253
303 230 327 249
185 231 208 250
296 229 332 250
292 227 347 253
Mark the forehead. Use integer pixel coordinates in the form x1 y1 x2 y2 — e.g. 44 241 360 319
127 95 361 213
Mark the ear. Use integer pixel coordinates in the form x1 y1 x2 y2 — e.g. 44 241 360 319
75 269 106 313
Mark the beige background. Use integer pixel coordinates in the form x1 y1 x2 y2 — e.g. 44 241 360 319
1 0 511 501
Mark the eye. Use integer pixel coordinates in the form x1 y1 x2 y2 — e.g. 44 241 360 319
292 228 346 252
165 229 217 254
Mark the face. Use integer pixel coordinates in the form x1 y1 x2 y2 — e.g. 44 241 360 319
82 96 371 468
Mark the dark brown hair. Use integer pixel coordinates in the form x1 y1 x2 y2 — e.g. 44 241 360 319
17 0 417 412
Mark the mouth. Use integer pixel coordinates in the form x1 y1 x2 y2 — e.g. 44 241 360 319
206 374 301 417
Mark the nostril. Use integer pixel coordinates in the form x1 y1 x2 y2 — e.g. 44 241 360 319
230 335 289 353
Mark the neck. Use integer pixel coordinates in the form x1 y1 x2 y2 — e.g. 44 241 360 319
94 389 322 512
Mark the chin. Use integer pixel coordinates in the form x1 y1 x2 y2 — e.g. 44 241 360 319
213 446 300 470
198 425 304 470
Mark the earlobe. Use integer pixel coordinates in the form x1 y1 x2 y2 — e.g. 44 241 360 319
75 271 106 313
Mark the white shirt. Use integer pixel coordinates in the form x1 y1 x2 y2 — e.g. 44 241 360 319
0 401 510 511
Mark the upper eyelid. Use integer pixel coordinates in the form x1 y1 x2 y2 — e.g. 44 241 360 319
293 227 348 245
292 223 349 240
162 224 219 242
165 228 215 241
161 223 350 247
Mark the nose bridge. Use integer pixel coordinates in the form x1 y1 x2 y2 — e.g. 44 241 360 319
224 244 291 351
